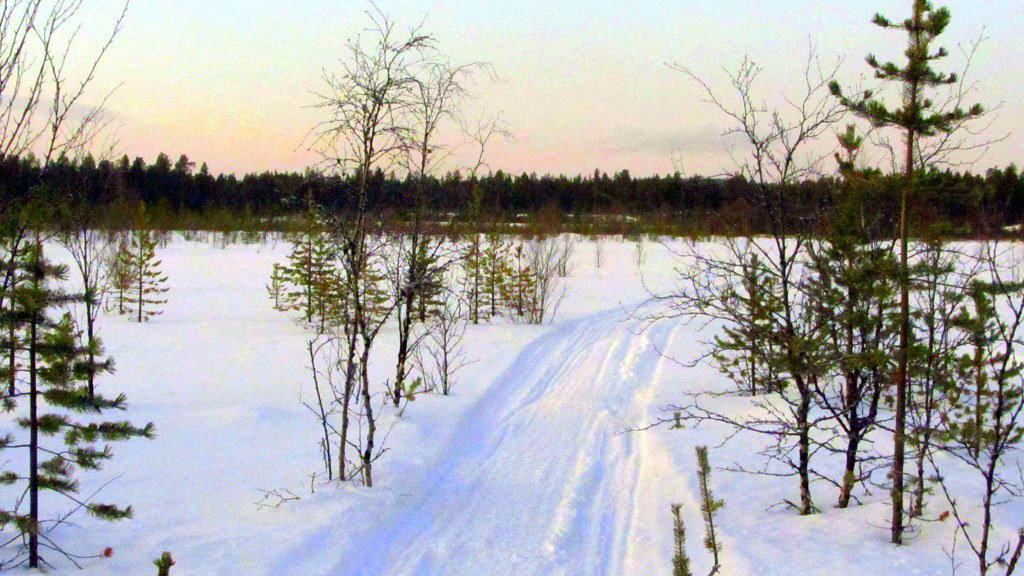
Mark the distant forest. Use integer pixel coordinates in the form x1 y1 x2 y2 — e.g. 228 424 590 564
2 152 1024 236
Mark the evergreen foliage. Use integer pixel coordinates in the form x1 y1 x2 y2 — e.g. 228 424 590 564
805 138 901 508
0 224 31 402
267 263 288 311
411 239 445 322
503 244 538 321
0 242 153 569
276 215 345 331
832 0 985 544
945 279 1024 454
711 253 784 396
105 235 135 316
481 234 513 320
7 151 1024 236
125 229 169 323
669 446 723 576
154 551 175 576
461 235 485 324
906 238 968 517
695 446 723 571
670 503 693 576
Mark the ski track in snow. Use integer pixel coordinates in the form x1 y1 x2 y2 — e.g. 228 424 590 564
274 308 680 576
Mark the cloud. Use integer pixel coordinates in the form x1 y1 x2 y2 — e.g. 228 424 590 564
610 125 733 155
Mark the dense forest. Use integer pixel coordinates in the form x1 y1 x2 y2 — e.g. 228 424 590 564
2 152 1023 236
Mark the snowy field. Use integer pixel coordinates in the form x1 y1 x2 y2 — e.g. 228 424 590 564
4 235 1021 575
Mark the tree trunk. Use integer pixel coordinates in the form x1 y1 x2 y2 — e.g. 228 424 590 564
137 240 145 323
86 296 96 399
338 323 358 482
910 431 931 518
360 348 375 487
838 430 863 509
797 380 813 515
28 310 39 567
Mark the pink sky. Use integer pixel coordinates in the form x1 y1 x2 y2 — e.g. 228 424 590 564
79 0 1024 177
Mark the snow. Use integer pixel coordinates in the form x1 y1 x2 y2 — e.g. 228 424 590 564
2 234 1021 575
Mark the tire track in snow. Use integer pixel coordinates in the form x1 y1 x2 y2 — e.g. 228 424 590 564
315 308 679 576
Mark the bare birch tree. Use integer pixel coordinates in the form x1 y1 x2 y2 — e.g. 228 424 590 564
653 51 844 515
312 5 429 486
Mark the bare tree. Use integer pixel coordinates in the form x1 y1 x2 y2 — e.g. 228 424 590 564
312 5 429 486
523 237 568 324
417 286 470 395
2 1 127 401
59 208 115 399
303 336 341 481
389 56 478 407
653 50 844 515
463 113 512 181
0 0 127 169
555 234 575 278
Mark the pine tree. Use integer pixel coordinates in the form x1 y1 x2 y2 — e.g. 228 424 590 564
670 504 693 576
946 280 1020 458
502 243 538 321
105 235 135 316
831 0 984 543
696 446 723 573
806 133 902 508
932 271 1024 576
0 242 153 569
125 229 169 323
1 232 30 400
481 233 513 320
278 216 344 332
267 263 288 312
461 235 485 324
669 447 724 576
712 253 784 396
412 240 445 323
154 552 176 576
906 237 967 518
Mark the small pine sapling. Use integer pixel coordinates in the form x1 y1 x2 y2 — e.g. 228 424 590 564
461 235 485 324
125 230 169 322
711 253 784 396
105 235 135 316
412 241 445 323
266 263 288 311
696 446 723 574
502 244 538 321
671 503 693 576
481 233 513 320
154 552 175 576
280 218 340 328
669 446 724 576
930 256 1024 576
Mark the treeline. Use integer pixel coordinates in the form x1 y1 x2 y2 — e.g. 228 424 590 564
2 152 1024 235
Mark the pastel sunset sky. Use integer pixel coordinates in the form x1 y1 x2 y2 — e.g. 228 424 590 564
80 0 1023 177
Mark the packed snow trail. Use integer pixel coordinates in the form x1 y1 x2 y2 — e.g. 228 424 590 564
281 308 682 576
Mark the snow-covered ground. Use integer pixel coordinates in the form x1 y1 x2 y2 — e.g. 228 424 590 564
3 235 1020 575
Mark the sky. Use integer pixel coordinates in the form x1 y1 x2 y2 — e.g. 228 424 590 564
75 0 1024 178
